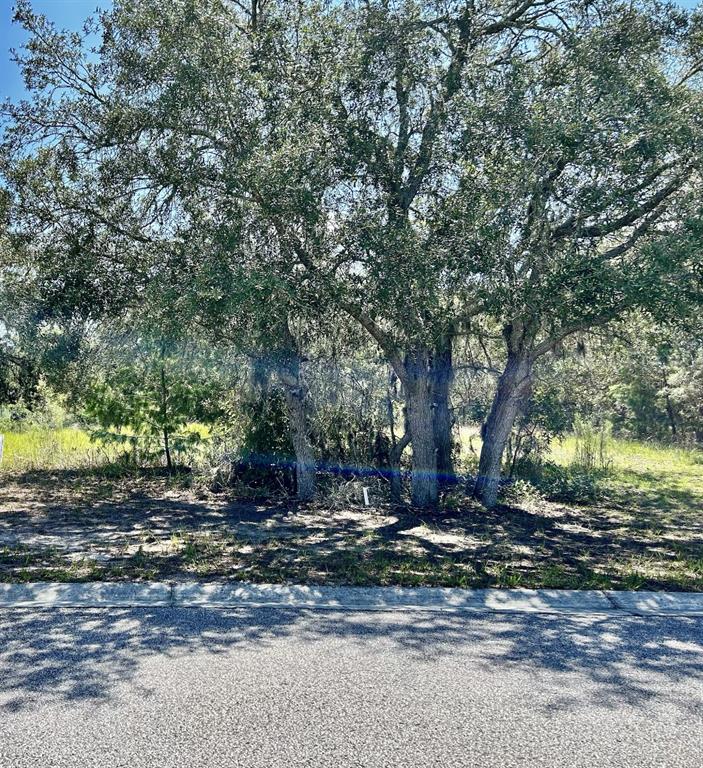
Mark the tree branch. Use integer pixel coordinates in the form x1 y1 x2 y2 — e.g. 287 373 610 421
551 173 686 242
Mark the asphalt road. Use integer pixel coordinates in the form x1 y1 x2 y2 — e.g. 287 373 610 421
1 607 701 767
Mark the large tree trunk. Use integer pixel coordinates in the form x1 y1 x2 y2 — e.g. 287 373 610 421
386 371 410 504
474 350 532 508
389 410 411 504
278 327 316 502
283 381 316 501
404 351 438 508
389 431 411 503
432 337 455 483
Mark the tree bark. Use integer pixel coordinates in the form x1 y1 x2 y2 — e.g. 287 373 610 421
159 342 173 472
283 381 316 501
389 431 411 503
403 351 439 507
474 350 532 508
389 403 411 503
277 326 316 502
431 337 455 483
386 372 410 503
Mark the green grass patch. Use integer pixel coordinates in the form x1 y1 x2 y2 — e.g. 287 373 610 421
0 422 215 474
548 436 703 515
0 427 112 472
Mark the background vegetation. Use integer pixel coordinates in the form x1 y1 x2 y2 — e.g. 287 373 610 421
0 0 701 588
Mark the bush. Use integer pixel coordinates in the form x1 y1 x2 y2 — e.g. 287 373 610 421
233 390 295 492
81 342 224 470
499 478 545 506
529 462 603 504
311 404 388 474
0 385 75 433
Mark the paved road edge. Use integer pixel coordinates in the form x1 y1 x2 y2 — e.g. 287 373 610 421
1 582 703 615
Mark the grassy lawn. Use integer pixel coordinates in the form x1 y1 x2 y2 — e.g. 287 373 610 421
0 429 701 590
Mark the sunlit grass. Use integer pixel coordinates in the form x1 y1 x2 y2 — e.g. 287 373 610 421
0 423 214 473
459 424 703 514
548 435 702 472
0 427 110 472
548 436 703 514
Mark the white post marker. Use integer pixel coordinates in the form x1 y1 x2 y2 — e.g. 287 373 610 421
0 434 4 466
362 486 370 506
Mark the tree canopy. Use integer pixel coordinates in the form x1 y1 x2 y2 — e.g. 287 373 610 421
1 0 702 506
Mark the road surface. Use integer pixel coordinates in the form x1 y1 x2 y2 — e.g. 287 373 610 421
1 607 701 767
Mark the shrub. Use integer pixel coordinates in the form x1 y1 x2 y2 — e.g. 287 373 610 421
81 342 224 471
311 405 388 474
499 478 545 506
232 390 295 492
530 462 603 504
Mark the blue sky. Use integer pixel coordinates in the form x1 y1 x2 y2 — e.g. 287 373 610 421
1 1 112 102
1 0 700 102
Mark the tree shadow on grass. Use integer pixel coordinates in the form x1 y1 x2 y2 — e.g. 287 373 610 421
1 468 702 589
0 607 702 719
605 465 703 518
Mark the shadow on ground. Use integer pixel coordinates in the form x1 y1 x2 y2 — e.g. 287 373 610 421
1 468 702 589
0 607 702 717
